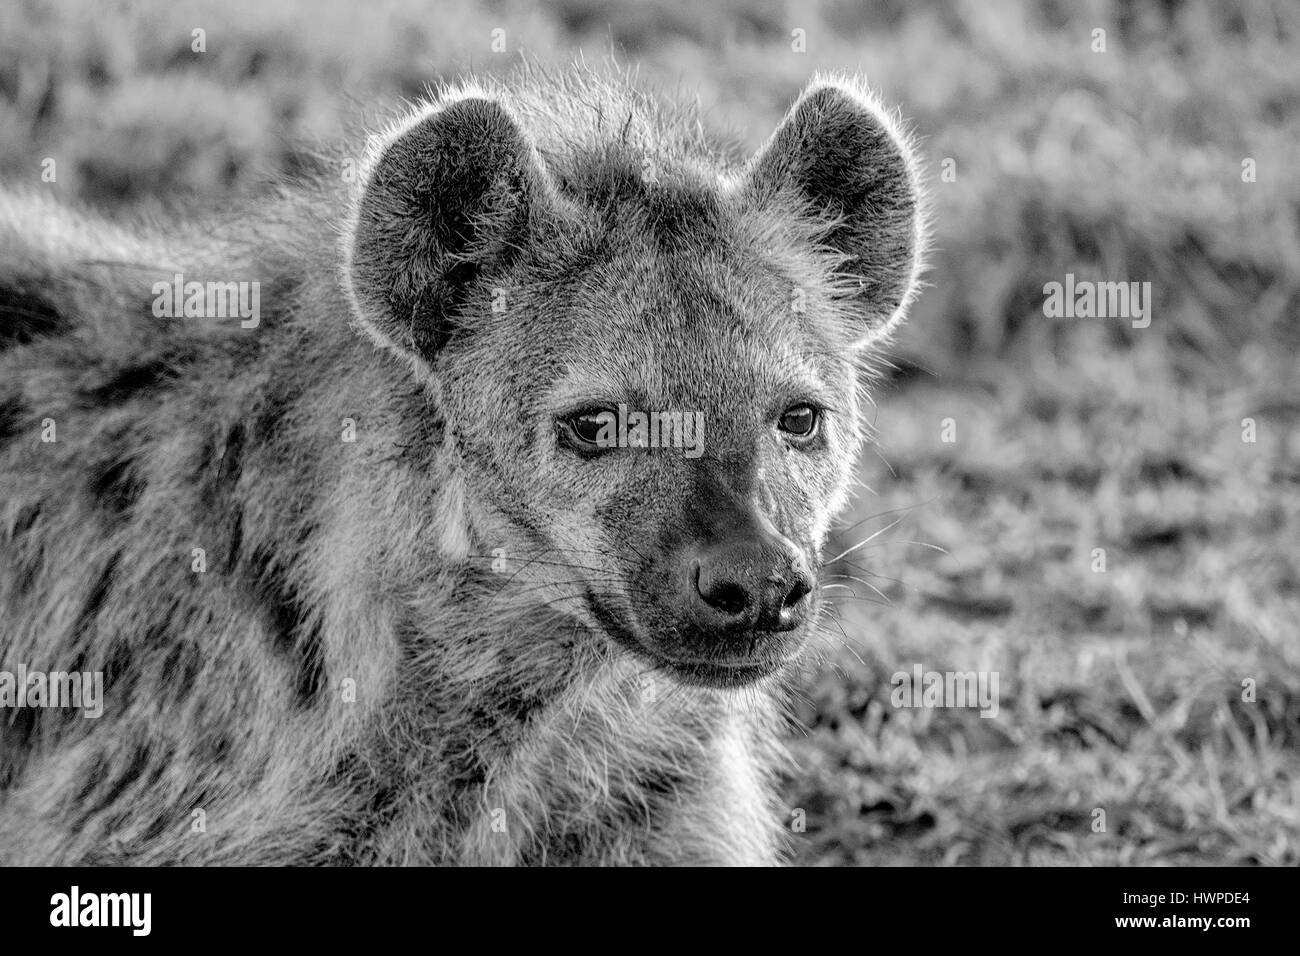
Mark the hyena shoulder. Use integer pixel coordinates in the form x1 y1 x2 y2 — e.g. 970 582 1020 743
0 65 924 865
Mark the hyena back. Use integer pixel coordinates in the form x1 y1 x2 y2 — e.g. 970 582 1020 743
0 67 924 865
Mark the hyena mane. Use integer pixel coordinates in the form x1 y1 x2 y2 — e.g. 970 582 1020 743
0 64 924 865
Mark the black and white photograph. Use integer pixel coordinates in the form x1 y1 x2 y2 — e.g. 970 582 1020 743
0 0 1295 926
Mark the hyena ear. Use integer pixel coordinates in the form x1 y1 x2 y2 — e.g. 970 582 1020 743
344 92 553 367
744 76 926 341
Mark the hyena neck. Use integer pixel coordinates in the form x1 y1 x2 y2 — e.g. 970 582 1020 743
364 525 790 863
376 598 790 864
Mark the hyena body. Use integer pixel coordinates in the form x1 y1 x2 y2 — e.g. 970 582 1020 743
0 68 923 865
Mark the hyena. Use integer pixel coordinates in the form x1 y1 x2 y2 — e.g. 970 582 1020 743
0 67 924 865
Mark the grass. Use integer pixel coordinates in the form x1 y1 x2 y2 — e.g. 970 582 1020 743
2 0 1296 865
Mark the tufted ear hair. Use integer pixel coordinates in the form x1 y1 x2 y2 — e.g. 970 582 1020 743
744 75 926 341
343 90 555 369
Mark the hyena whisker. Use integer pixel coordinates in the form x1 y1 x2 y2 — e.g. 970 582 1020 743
821 571 887 592
464 548 633 587
869 443 899 480
837 496 941 541
804 644 857 689
831 496 937 543
846 474 880 499
476 545 565 592
821 588 892 607
486 574 650 608
482 556 626 577
823 594 891 609
824 560 890 580
843 539 949 556
813 616 868 669
522 589 658 626
830 558 917 595
822 575 892 604
612 536 656 571
786 690 817 719
824 514 910 565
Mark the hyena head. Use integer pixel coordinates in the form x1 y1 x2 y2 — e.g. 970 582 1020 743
343 73 924 689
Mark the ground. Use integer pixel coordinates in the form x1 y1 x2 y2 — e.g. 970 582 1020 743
1 0 1296 865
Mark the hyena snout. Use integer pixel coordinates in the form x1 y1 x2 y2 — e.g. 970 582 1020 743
689 532 815 635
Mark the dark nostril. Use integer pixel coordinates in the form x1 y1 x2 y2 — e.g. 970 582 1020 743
695 564 750 617
782 575 812 609
708 582 748 615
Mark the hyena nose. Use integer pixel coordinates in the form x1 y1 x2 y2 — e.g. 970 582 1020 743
692 539 814 632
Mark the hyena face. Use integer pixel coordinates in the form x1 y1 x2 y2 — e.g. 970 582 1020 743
345 76 923 688
448 235 865 687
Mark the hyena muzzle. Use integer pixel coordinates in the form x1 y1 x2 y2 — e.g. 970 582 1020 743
0 67 924 865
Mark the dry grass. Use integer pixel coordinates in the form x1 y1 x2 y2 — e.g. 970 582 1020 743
1 0 1296 865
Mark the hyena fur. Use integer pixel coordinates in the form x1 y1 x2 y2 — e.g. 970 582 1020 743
0 66 925 865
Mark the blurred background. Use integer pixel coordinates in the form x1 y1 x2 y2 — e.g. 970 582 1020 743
2 0 1296 864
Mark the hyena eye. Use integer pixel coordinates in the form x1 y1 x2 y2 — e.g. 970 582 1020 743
778 403 819 439
559 408 617 454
